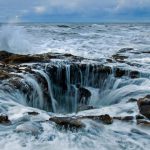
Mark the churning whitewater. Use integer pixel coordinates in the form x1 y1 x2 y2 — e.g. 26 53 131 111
0 23 150 150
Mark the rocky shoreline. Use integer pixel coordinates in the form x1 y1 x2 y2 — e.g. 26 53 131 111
0 50 150 132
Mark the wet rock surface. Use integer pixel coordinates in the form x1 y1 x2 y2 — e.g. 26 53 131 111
28 112 39 116
0 51 84 64
0 115 11 125
136 114 145 120
137 95 150 119
113 116 134 122
49 114 113 129
137 120 150 126
49 117 85 129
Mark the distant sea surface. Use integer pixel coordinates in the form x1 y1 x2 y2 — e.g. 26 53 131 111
0 23 150 58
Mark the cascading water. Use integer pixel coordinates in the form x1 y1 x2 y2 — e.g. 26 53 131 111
34 69 57 113
66 65 71 91
23 74 44 110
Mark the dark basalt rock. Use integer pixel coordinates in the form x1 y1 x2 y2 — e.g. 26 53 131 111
77 86 91 105
3 55 43 64
0 71 12 80
49 117 85 129
112 54 128 63
0 51 13 61
115 68 126 77
137 120 150 127
81 114 113 125
141 51 150 54
28 112 39 116
121 116 134 121
113 116 134 121
0 115 11 124
0 50 85 64
49 114 113 129
129 71 139 79
136 115 145 120
137 95 150 119
106 59 114 63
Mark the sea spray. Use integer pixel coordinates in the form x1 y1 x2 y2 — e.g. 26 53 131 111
0 25 34 54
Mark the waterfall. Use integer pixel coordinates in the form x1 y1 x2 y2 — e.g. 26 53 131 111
72 85 78 113
34 69 57 113
23 74 44 110
79 68 83 86
84 64 90 86
65 65 70 91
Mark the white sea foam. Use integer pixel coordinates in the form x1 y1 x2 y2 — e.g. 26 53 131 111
0 23 150 150
0 23 150 60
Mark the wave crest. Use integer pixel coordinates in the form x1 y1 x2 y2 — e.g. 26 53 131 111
0 25 34 54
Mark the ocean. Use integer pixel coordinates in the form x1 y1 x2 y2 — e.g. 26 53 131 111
0 23 150 150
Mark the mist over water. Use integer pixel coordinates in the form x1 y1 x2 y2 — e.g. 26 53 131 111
0 23 150 150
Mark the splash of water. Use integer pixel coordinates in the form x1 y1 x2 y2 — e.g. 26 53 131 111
0 25 34 54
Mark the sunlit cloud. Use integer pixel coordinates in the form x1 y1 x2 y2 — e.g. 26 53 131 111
34 6 47 14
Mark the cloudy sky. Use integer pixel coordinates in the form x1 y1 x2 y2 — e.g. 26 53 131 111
0 0 150 22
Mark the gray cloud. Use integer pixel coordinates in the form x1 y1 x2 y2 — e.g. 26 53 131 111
0 0 149 22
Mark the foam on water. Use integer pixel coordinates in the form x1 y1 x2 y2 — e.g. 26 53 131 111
0 23 150 150
0 23 150 60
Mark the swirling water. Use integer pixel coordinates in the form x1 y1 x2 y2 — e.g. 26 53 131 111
0 23 150 150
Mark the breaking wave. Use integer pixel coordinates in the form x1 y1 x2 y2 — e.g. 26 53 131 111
0 25 35 54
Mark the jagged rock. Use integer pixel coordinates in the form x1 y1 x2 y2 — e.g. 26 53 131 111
121 116 134 121
0 50 84 64
137 120 150 127
0 51 13 61
112 54 128 62
137 95 150 119
106 59 113 63
97 65 112 74
28 112 39 116
82 114 113 124
136 115 145 120
0 71 12 80
77 85 91 104
115 68 126 77
113 116 134 121
141 51 150 54
49 117 85 129
0 115 11 124
3 55 43 64
130 71 139 79
127 98 137 103
49 114 113 129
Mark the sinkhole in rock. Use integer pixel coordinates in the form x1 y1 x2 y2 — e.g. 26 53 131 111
4 63 140 114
